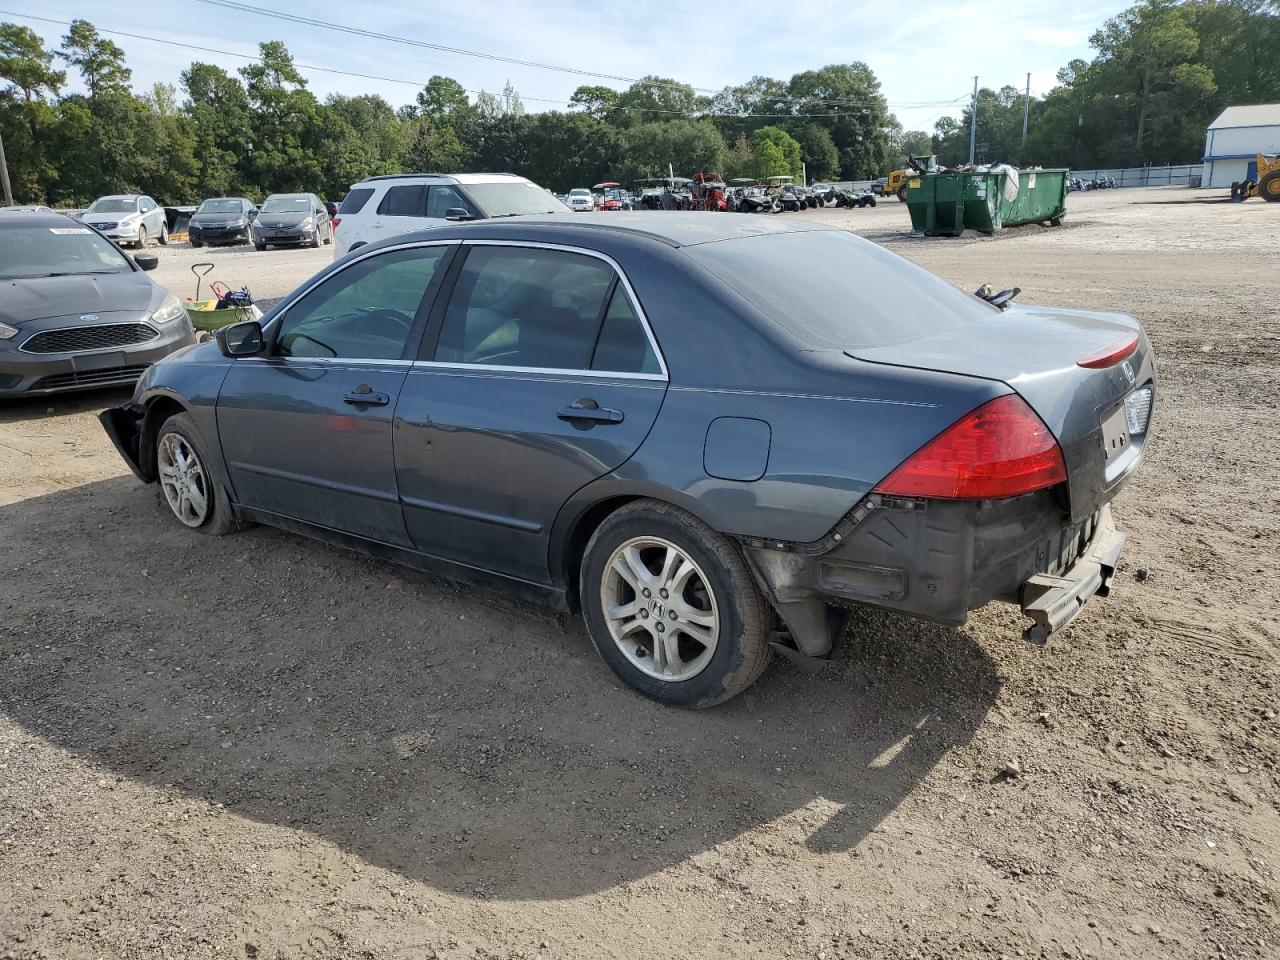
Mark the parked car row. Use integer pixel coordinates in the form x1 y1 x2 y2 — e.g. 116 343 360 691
561 175 878 213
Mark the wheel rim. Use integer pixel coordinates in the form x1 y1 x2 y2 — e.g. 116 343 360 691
158 432 210 528
137 226 146 246
600 536 720 682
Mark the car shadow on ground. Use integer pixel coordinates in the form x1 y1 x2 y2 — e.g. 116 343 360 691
0 385 133 424
0 476 1002 901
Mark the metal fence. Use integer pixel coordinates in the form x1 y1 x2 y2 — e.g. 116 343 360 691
1068 164 1203 187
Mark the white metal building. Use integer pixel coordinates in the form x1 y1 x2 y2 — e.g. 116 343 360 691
1202 103 1280 187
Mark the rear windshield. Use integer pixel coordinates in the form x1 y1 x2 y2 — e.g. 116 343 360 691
685 230 996 349
339 187 375 214
463 182 568 217
0 224 132 280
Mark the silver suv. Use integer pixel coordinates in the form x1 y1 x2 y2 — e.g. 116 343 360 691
331 173 567 258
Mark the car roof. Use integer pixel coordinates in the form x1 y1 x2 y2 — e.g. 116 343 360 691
0 211 84 227
94 194 141 200
355 172 529 186
264 193 313 199
394 211 836 249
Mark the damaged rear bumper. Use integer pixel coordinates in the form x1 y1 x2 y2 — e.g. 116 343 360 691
742 492 1124 661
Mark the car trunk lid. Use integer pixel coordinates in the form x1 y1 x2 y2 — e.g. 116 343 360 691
848 303 1155 522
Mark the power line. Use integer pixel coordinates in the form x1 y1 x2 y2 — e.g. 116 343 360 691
190 0 959 113
1 10 966 119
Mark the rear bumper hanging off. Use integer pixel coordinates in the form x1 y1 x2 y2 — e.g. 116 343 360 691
743 493 1126 659
1020 508 1124 644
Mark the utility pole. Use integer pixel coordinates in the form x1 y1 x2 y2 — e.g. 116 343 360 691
967 75 978 165
1022 73 1031 143
0 128 13 207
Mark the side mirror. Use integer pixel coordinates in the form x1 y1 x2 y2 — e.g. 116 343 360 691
215 320 265 358
445 207 474 221
247 209 258 221
134 253 159 271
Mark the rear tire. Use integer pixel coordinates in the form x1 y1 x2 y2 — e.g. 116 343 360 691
580 500 772 708
154 412 238 536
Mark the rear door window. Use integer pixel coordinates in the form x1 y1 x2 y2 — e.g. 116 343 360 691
434 246 616 370
376 185 426 218
591 287 661 374
339 188 375 214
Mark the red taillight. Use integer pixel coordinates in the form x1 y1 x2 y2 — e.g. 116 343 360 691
331 217 341 232
872 394 1067 500
1077 331 1138 368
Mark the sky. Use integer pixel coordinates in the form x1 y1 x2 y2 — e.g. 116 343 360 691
4 0 1128 132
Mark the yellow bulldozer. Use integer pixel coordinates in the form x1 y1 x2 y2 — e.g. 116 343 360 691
1230 153 1280 202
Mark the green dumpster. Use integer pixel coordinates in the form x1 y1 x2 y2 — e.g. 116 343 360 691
963 168 1068 233
904 172 966 237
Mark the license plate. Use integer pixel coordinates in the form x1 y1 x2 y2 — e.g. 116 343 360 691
1100 404 1130 461
72 351 127 372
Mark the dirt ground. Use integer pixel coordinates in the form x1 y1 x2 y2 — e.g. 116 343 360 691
1 188 1277 960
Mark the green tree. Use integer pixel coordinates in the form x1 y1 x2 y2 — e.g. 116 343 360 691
58 19 130 99
750 126 802 180
615 119 726 181
239 41 323 193
786 63 894 178
568 84 618 121
521 111 620 191
317 94 407 198
182 62 253 197
612 76 702 126
0 22 65 200
790 123 839 181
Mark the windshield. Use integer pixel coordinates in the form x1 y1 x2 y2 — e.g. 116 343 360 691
464 182 568 216
87 198 137 214
260 197 310 214
0 224 132 280
686 230 995 349
198 199 243 214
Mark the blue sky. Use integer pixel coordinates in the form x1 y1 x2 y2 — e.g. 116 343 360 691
7 0 1127 132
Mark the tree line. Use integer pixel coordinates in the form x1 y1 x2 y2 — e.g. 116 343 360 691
1 1 1277 206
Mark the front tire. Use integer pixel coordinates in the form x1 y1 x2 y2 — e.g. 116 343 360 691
155 412 238 536
158 223 169 246
135 225 147 248
580 500 771 708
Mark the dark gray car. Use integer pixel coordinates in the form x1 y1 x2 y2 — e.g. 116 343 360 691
252 193 332 251
100 214 1154 707
189 197 258 247
0 213 196 397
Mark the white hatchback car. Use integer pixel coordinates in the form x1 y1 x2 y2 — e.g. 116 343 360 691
331 173 569 258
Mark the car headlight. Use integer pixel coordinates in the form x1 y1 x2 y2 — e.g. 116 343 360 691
151 294 185 325
120 214 139 225
0 322 18 340
301 217 314 229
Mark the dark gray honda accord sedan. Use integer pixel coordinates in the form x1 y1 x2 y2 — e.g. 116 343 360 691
100 214 1155 707
1 212 196 397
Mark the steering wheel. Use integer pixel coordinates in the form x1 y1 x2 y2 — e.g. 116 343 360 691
359 308 414 340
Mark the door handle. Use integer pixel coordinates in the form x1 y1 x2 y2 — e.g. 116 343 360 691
557 399 624 424
343 386 391 406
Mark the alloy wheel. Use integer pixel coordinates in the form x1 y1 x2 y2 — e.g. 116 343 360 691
600 536 720 682
158 433 210 528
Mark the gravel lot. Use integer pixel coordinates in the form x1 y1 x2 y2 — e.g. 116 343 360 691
2 188 1278 959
